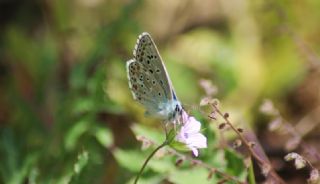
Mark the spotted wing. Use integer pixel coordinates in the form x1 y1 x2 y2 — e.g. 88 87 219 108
133 32 177 101
126 58 168 115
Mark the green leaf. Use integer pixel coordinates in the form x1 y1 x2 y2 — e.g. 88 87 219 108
56 151 90 184
166 128 176 144
64 120 89 151
168 167 216 184
93 127 113 148
169 141 189 152
131 124 165 144
206 149 226 169
71 98 94 115
225 149 246 178
113 149 145 172
73 151 89 174
7 153 38 184
126 175 163 184
148 156 174 173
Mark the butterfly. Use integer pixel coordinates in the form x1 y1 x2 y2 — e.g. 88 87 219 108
126 32 183 123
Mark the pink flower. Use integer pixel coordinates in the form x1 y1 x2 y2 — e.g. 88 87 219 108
176 112 207 157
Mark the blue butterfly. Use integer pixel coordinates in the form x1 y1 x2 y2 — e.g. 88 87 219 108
126 32 183 123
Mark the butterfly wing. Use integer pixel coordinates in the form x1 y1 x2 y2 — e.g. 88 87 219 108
127 59 167 104
133 32 176 100
126 32 181 120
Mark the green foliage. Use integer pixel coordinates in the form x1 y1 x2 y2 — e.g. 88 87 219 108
113 124 247 183
168 167 217 184
1 0 142 183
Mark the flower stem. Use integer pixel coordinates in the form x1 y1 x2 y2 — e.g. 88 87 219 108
134 141 168 184
248 157 256 184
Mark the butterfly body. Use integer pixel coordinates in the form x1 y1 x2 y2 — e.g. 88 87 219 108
126 32 182 122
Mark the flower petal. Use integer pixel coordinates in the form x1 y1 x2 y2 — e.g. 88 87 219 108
181 110 189 124
174 112 207 157
176 130 187 143
183 117 201 133
186 133 207 148
191 147 199 157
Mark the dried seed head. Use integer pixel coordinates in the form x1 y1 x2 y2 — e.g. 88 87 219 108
212 99 219 106
219 123 226 130
294 157 307 169
191 159 201 166
259 99 278 116
262 163 271 176
136 135 153 150
141 140 152 150
199 79 218 96
284 152 307 169
175 158 184 167
284 152 300 161
237 128 244 133
200 97 212 106
308 169 319 184
208 111 217 120
223 113 229 119
249 141 256 148
207 169 215 180
136 135 145 141
285 137 301 151
268 117 282 131
233 139 242 148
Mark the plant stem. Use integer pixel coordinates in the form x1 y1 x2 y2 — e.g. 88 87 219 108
134 141 167 184
248 157 256 184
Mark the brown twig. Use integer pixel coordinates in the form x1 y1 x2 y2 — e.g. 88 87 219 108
210 103 286 184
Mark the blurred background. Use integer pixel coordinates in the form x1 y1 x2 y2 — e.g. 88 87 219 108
0 0 319 183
